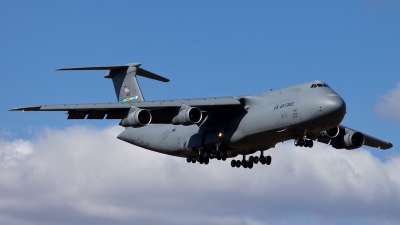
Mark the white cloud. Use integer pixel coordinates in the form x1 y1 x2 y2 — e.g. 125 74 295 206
0 125 400 225
374 82 400 120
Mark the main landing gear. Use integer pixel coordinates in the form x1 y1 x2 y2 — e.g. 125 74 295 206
230 151 271 169
186 150 227 165
294 138 314 148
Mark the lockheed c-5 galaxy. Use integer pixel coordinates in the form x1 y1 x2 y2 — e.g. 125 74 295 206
11 62 393 169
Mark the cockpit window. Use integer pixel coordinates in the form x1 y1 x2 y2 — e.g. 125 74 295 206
311 83 330 88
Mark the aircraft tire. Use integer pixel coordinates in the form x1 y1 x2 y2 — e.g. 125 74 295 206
248 161 253 169
254 156 259 164
191 158 196 163
204 157 209 165
304 140 309 147
298 139 304 147
260 155 266 164
231 160 236 167
216 151 221 160
309 140 314 148
186 155 192 163
198 155 204 164
242 159 248 168
248 156 254 164
294 139 299 146
266 155 272 165
236 160 241 168
221 151 227 161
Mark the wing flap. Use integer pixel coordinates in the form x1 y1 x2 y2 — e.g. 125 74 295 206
67 111 87 119
87 110 107 119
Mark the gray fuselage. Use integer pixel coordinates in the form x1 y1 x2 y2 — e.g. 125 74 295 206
117 81 346 158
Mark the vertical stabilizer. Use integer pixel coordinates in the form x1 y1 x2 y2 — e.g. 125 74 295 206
105 63 144 102
57 62 170 102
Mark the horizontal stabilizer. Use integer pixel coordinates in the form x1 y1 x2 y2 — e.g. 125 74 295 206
136 68 170 82
57 65 130 71
56 62 169 82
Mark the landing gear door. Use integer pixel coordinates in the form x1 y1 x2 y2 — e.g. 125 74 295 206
204 132 220 145
186 132 203 149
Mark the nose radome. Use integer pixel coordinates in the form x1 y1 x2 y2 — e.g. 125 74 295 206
321 95 346 117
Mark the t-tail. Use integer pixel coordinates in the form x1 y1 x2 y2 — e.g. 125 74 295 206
57 62 169 102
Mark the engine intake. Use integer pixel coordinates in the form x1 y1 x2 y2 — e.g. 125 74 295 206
332 131 365 150
120 109 152 127
343 132 365 149
321 126 340 138
172 107 202 126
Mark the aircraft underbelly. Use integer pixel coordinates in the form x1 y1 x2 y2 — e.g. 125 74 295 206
117 124 199 156
226 103 300 151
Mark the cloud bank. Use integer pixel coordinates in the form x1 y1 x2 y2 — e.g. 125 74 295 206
374 82 400 120
0 125 400 225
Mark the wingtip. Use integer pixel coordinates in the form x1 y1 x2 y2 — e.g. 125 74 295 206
9 106 42 111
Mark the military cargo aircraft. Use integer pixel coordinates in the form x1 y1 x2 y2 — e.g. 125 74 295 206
11 62 393 169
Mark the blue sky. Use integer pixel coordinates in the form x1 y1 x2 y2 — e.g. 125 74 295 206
1 1 400 225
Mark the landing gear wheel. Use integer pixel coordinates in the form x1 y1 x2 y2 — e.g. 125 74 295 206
298 139 304 147
248 156 254 164
266 155 272 165
186 155 192 163
235 160 241 168
216 151 221 160
304 139 309 147
248 161 253 169
260 155 266 164
254 156 259 164
294 139 299 146
221 151 227 161
242 160 248 168
191 158 196 163
197 155 204 164
309 140 314 148
231 160 236 167
204 157 209 165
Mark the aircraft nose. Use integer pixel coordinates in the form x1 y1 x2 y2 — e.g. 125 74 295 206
320 94 346 119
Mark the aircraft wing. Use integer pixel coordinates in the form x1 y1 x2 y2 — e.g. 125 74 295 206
338 125 393 150
10 97 243 122
316 125 393 150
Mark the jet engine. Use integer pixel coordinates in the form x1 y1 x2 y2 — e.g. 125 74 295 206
120 108 152 127
343 132 365 149
320 126 340 138
172 107 202 126
332 131 365 150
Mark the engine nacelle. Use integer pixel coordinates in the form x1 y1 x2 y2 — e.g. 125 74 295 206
343 131 365 150
172 107 202 126
332 131 365 150
320 126 340 138
121 109 152 127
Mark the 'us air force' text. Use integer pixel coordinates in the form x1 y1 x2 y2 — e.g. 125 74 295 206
274 102 295 110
